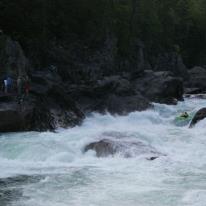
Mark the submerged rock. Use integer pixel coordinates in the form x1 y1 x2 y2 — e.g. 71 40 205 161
189 108 206 128
84 139 163 159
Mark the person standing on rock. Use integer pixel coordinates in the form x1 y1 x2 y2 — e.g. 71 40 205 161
17 76 22 95
4 77 8 93
7 76 12 93
24 76 30 97
17 76 23 103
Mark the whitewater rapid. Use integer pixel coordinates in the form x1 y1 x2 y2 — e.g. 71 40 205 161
1 97 206 206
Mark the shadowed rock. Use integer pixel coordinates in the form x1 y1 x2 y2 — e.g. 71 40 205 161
185 67 206 93
69 75 152 115
133 70 183 104
0 70 85 132
190 108 206 128
154 52 188 79
84 139 163 159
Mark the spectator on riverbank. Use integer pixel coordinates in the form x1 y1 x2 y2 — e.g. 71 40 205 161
24 76 30 97
7 76 13 92
17 76 23 97
3 77 8 93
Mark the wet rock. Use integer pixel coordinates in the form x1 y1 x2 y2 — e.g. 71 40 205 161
84 139 162 159
96 75 134 96
0 101 54 132
69 75 151 115
0 69 85 132
154 52 188 79
147 157 159 161
184 93 206 99
47 85 85 128
184 87 203 95
0 96 84 132
104 94 151 115
189 108 206 128
85 139 116 157
185 66 206 93
0 103 27 132
133 70 183 104
29 75 84 130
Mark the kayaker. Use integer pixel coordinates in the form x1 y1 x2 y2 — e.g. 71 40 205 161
180 112 189 118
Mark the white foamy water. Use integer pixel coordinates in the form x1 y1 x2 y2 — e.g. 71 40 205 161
1 98 206 206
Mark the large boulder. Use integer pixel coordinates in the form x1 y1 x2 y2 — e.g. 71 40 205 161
30 70 85 130
0 69 85 132
184 87 203 95
133 70 183 104
69 75 151 115
102 94 151 115
185 66 206 93
96 75 134 96
0 101 53 132
0 95 84 132
0 103 27 132
84 139 163 159
154 52 188 79
189 108 206 128
0 36 85 132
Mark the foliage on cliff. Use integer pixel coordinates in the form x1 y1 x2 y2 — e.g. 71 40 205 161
1 0 206 66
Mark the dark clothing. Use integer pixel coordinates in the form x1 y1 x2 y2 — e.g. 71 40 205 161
25 81 30 95
180 112 189 118
7 77 12 86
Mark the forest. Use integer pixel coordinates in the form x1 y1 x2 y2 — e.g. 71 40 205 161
1 0 206 68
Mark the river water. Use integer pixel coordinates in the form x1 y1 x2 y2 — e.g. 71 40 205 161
0 97 206 206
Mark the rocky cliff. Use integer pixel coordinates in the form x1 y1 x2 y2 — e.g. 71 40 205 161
0 33 203 132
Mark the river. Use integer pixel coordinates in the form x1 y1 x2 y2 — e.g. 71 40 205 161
0 97 206 206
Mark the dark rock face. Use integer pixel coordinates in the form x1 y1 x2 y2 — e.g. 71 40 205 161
0 92 84 132
133 70 183 104
185 67 206 93
85 140 116 157
104 94 151 115
0 35 28 77
84 139 163 159
0 70 85 132
0 104 26 132
189 108 206 128
184 88 203 95
0 35 85 132
29 70 85 130
0 35 188 132
154 52 188 79
69 75 151 115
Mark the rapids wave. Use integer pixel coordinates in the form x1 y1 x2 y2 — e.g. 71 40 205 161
1 98 206 206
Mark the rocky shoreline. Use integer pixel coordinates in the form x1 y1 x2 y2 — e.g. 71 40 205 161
0 35 206 132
